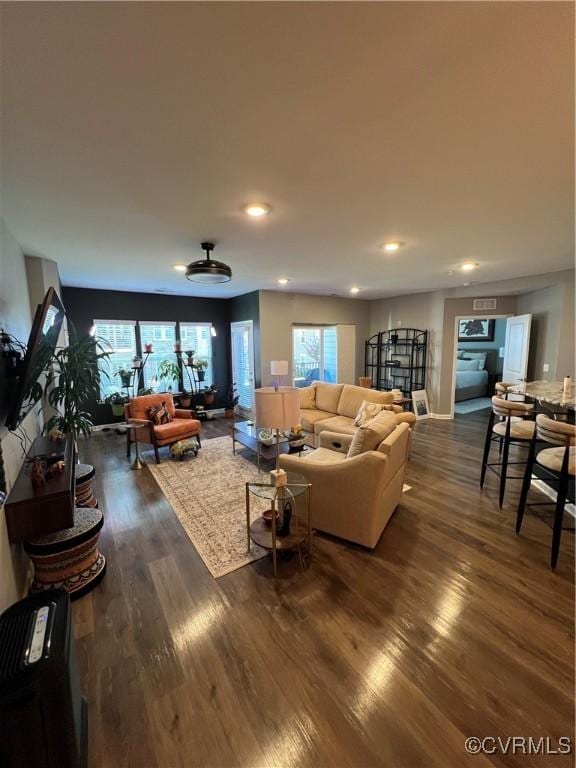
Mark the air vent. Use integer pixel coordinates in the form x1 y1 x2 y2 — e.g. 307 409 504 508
473 298 497 311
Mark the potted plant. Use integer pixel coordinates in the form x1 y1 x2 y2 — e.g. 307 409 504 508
180 390 193 409
144 343 153 353
224 383 239 418
157 360 180 392
104 391 129 418
116 368 133 388
184 349 195 366
194 358 208 382
202 384 218 406
43 328 111 441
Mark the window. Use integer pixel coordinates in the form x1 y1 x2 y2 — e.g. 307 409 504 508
139 322 178 392
292 326 337 387
179 323 213 389
231 321 254 410
93 320 137 398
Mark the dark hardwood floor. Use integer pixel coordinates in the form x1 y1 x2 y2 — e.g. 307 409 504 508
74 412 574 768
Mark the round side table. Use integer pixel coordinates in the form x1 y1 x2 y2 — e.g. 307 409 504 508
128 421 149 470
246 472 312 578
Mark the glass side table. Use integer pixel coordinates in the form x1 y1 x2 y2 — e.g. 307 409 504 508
246 472 312 578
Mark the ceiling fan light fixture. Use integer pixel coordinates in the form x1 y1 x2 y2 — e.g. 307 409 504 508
185 242 232 284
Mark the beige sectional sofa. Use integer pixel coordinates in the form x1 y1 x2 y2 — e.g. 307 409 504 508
280 412 411 548
298 381 416 446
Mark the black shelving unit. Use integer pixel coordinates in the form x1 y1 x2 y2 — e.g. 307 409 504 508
365 328 427 397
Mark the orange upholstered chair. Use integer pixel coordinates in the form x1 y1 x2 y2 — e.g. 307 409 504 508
125 393 201 464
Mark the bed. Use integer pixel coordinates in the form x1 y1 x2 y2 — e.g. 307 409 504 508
455 350 491 402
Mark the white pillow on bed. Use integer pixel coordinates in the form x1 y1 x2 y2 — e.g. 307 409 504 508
461 351 487 368
456 358 482 371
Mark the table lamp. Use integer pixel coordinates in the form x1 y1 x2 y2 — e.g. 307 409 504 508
270 360 289 390
254 385 300 485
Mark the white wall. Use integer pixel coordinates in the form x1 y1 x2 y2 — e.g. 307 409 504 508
517 271 575 381
0 222 39 610
258 291 370 387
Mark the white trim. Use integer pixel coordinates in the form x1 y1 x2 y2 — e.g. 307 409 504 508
179 321 212 328
430 413 453 420
530 477 575 519
93 319 136 326
449 313 513 420
138 320 177 326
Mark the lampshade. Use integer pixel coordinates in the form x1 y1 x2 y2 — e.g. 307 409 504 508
270 360 288 377
254 387 300 429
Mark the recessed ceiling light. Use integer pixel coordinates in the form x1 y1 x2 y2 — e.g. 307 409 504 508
350 287 360 294
243 203 272 217
173 264 187 272
383 242 401 252
460 262 479 272
277 278 289 285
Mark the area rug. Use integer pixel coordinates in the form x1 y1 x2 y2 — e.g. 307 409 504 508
147 436 270 578
454 397 491 415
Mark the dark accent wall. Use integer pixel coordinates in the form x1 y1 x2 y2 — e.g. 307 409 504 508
62 287 232 425
229 291 261 388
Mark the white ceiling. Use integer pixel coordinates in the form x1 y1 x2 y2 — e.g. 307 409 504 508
1 2 574 299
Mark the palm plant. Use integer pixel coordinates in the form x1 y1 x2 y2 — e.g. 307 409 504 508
43 327 111 440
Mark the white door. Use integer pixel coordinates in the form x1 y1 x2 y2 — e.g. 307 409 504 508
502 314 532 386
231 321 255 412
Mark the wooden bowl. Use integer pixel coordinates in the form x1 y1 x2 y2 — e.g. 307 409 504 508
262 509 280 527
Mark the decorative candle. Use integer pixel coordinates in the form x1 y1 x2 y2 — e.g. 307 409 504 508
144 343 153 353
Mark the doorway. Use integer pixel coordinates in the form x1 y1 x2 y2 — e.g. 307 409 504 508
230 320 255 413
451 315 510 418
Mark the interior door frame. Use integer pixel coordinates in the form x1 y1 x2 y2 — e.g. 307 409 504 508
230 319 255 413
449 313 513 420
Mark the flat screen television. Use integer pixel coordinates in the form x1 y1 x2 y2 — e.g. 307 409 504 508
6 287 66 432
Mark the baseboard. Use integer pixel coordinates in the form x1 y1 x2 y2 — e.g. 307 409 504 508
429 413 453 420
531 477 576 519
92 422 126 432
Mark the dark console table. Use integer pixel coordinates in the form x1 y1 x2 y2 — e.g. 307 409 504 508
4 435 76 542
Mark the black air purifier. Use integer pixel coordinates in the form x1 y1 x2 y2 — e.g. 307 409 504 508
0 590 87 768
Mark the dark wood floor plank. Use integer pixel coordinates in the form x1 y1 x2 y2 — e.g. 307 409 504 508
73 413 574 767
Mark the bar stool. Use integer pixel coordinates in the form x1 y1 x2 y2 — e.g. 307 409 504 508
480 396 535 508
516 415 575 568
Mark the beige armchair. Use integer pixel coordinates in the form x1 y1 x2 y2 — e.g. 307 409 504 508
279 421 411 548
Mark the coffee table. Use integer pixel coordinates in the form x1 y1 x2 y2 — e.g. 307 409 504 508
232 421 310 470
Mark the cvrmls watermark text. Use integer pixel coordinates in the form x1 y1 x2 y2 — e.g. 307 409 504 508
465 736 572 756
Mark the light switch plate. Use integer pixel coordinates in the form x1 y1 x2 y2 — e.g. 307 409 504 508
543 363 550 373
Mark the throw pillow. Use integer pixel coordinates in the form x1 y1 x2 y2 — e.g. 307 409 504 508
347 411 397 458
147 405 162 425
148 402 171 425
158 401 171 424
354 400 387 427
299 385 316 409
456 358 481 372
